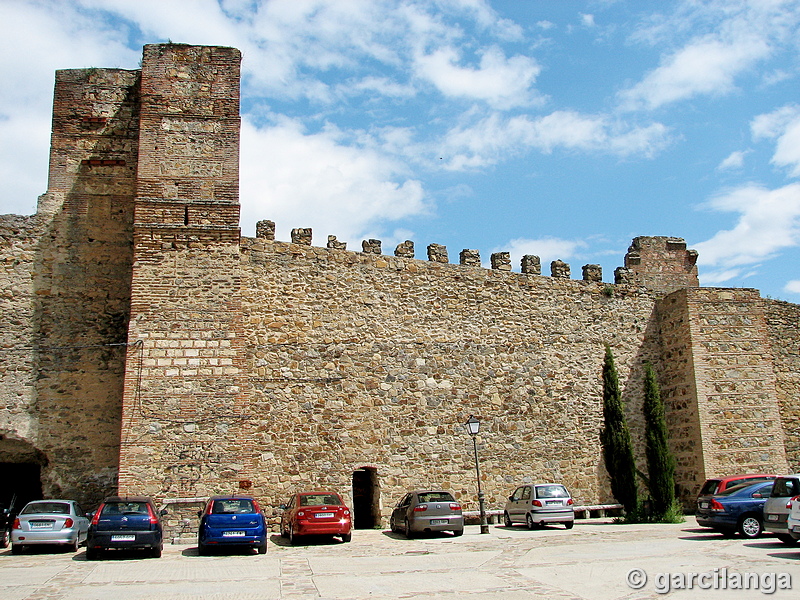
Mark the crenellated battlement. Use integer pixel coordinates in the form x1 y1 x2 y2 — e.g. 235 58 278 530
254 219 697 291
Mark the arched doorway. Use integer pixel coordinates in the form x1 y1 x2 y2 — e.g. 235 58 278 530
352 467 380 529
0 437 46 514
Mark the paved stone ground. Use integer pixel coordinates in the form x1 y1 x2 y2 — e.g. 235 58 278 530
3 519 799 600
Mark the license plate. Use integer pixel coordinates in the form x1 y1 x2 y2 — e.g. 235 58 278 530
767 514 779 521
546 501 561 505
699 502 709 509
794 526 800 533
222 531 246 537
430 519 448 525
315 513 334 519
111 534 136 541
30 521 54 529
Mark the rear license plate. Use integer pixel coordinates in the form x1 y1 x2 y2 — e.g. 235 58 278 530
546 501 561 505
111 534 136 541
794 526 800 533
315 513 334 519
430 519 448 525
767 514 779 521
30 522 54 529
222 531 246 537
699 502 709 509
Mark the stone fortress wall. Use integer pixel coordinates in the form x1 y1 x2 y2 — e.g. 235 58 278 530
1 44 798 537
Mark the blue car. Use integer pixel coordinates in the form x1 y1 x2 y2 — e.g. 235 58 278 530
197 496 267 555
86 496 165 559
695 480 774 538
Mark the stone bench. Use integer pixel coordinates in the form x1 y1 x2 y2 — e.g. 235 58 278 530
462 504 623 525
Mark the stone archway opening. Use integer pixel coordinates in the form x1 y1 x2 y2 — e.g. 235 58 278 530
0 438 46 514
0 463 43 513
352 467 380 529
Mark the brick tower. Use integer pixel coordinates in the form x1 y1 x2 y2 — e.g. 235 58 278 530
118 46 255 529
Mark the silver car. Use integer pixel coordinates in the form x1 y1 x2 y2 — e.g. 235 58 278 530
389 490 464 538
504 483 574 529
11 500 90 553
763 474 800 545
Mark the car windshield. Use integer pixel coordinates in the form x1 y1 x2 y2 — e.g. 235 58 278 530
417 492 455 503
699 480 721 496
299 494 341 506
719 482 772 496
21 502 70 515
535 485 569 499
101 502 149 515
771 478 800 497
212 499 255 514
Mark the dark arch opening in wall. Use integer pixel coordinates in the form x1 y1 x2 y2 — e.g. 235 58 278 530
0 463 43 513
352 467 380 529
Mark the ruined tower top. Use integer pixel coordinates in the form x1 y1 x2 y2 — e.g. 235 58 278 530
615 236 699 295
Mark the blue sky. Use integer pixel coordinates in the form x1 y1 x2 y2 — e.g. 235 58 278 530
1 1 800 300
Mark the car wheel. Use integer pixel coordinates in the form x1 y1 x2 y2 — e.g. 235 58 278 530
69 538 80 552
11 544 23 555
503 512 512 528
150 545 162 558
0 529 9 548
405 519 414 539
257 541 268 554
198 542 208 556
452 529 463 537
564 521 574 530
280 523 288 538
738 516 762 539
777 534 799 546
289 526 297 546
341 532 352 543
85 547 99 560
526 513 535 530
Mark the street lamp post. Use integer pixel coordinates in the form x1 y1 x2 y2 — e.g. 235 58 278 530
465 415 490 534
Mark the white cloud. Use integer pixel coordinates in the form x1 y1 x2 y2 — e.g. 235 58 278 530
580 14 595 28
620 0 800 111
619 35 770 110
751 104 800 177
717 150 748 171
693 183 800 282
239 116 427 243
413 45 541 109
785 280 800 294
438 111 671 169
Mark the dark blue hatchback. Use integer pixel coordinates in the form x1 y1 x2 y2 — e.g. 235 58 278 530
198 496 267 555
695 480 774 538
86 496 164 560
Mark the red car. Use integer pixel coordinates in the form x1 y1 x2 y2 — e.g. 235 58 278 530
280 491 352 544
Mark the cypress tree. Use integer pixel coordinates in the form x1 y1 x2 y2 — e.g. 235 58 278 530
643 362 676 517
600 344 638 514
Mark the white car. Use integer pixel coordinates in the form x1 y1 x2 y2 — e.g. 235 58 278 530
11 500 90 554
787 495 800 540
504 483 574 529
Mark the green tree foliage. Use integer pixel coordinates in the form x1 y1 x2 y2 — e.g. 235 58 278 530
600 345 638 514
644 362 676 517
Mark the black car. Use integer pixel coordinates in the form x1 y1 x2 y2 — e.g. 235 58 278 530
86 496 165 559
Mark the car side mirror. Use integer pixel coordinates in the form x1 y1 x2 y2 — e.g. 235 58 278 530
279 504 287 510
160 508 168 516
508 496 514 501
197 510 203 518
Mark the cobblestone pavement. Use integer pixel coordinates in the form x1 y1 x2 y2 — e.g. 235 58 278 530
3 519 799 600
